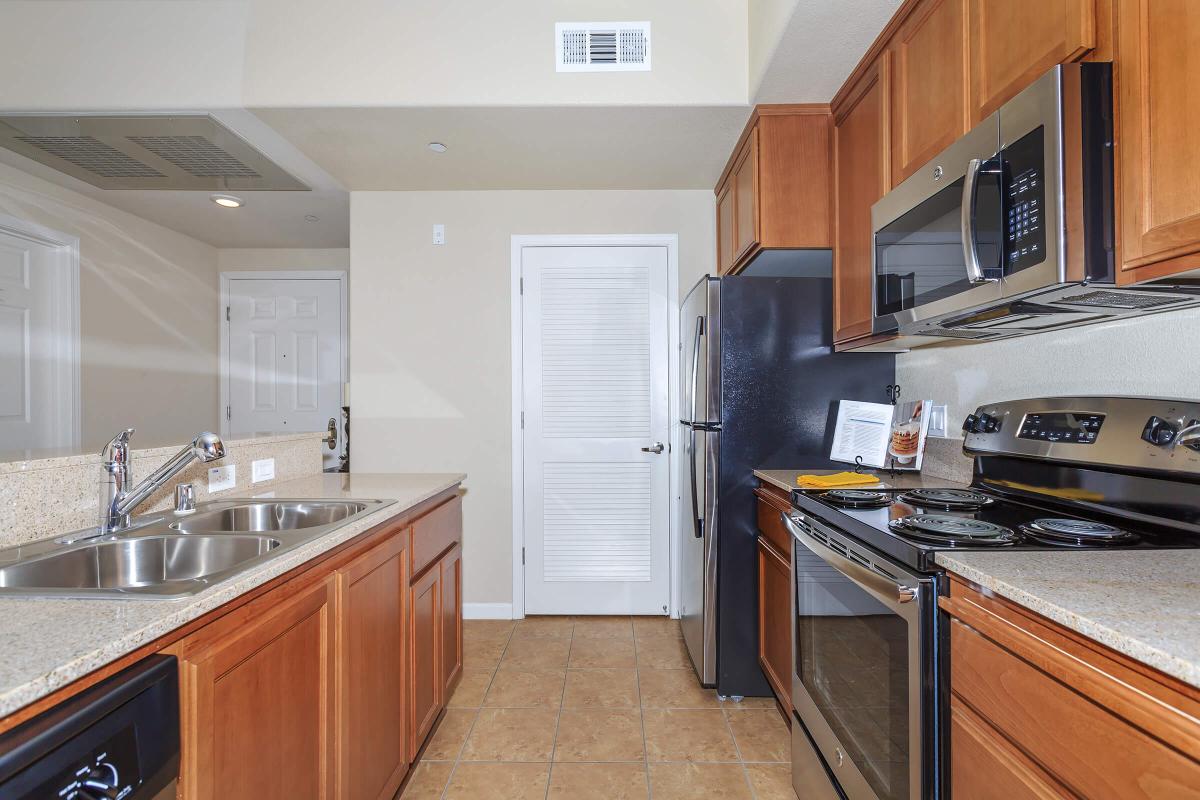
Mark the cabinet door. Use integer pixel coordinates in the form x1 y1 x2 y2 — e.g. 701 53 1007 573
834 57 890 343
1116 0 1200 282
968 0 1096 122
891 0 969 185
440 544 463 697
716 181 735 274
950 696 1071 799
181 578 335 800
733 127 760 263
336 533 408 800
409 565 441 758
757 538 792 716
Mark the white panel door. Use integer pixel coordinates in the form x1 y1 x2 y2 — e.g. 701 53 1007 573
227 279 342 466
0 228 76 452
521 246 671 615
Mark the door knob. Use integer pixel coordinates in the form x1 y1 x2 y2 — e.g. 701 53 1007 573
641 442 665 454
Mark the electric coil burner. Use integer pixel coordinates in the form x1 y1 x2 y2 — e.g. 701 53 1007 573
819 489 892 508
897 488 993 511
888 514 1018 546
1021 518 1140 547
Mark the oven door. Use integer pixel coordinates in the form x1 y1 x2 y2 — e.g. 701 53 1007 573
783 511 937 800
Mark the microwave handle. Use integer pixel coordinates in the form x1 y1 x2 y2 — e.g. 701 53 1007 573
961 157 988 284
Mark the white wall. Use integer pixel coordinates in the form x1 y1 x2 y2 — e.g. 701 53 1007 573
897 309 1200 431
350 190 715 606
217 248 350 272
0 161 220 452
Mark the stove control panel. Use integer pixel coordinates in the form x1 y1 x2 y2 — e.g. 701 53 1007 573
963 396 1200 475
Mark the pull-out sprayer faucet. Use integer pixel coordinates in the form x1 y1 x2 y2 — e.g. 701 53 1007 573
99 429 226 533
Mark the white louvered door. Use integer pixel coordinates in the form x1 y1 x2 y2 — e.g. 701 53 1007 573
521 246 671 615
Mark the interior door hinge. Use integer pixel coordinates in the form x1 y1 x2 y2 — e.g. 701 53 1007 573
522 547 526 565
225 405 231 421
225 305 230 322
519 277 524 295
520 411 525 429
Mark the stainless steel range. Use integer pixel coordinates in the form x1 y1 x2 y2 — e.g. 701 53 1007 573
784 396 1200 800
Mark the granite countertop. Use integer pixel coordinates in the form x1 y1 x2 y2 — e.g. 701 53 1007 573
753 468 969 494
936 551 1200 689
0 472 465 719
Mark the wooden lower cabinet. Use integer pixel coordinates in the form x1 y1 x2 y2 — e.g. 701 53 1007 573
169 488 464 800
178 578 336 800
754 484 794 717
336 533 409 800
409 560 441 756
440 543 463 697
942 576 1200 799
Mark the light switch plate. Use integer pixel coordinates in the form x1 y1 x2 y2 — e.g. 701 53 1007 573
432 224 445 245
252 458 276 483
208 464 236 493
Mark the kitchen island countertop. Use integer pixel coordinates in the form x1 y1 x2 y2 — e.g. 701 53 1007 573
0 472 465 720
937 550 1200 690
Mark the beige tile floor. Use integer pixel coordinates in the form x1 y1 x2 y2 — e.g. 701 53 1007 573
401 616 798 800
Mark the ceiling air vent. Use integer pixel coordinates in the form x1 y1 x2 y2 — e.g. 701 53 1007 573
555 22 651 72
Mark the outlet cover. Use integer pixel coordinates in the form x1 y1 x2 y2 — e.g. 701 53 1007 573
208 464 236 493
252 458 276 483
928 404 949 438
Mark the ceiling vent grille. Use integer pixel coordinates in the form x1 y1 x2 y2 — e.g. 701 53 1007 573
127 135 262 179
15 136 165 179
555 22 651 72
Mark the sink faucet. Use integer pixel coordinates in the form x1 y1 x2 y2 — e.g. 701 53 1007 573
99 428 226 533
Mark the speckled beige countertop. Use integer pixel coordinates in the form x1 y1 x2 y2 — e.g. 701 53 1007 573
753 468 969 493
937 551 1200 689
0 472 465 719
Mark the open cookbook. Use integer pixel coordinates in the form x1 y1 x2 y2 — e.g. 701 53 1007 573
829 398 933 471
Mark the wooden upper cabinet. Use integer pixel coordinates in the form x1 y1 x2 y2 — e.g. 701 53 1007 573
716 182 736 274
733 129 760 264
1116 0 1200 283
714 107 832 274
833 57 890 343
336 533 408 800
890 0 969 185
968 0 1096 122
178 578 336 800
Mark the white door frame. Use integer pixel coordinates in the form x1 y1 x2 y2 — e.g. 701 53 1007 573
0 212 81 450
218 270 349 440
510 234 680 620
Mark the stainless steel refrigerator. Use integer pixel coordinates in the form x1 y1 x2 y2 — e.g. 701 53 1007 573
678 274 894 696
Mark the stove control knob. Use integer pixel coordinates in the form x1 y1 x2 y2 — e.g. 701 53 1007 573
962 414 979 434
979 413 1001 433
1141 416 1177 447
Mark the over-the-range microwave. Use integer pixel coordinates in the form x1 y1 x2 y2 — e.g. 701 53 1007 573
869 63 1200 347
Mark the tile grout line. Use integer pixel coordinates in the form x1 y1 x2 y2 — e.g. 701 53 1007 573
634 622 655 800
440 622 514 799
543 620 574 799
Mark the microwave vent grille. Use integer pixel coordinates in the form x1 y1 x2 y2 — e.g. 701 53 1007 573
915 328 1001 340
1054 290 1190 311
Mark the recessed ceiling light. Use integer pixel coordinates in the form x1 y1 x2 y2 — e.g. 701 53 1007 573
304 214 320 223
428 142 448 153
210 193 244 209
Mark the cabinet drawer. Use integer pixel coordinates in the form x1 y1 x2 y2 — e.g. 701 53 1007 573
950 618 1200 799
410 495 462 579
756 497 792 558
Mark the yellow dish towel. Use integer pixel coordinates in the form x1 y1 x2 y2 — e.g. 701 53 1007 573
796 471 881 489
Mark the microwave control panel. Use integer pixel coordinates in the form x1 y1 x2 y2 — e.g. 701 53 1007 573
1004 126 1047 272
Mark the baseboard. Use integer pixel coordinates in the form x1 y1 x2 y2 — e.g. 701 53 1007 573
463 602 514 620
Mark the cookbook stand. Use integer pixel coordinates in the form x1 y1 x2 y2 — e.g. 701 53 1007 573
884 384 902 478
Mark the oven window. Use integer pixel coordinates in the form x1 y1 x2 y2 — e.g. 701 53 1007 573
875 166 1004 318
795 557 910 800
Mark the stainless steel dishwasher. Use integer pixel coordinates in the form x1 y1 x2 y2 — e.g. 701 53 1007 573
0 655 179 799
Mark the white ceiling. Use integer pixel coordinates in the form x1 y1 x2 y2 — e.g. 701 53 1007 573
252 106 752 191
753 0 901 103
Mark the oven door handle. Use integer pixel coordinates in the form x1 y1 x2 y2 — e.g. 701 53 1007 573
782 512 918 608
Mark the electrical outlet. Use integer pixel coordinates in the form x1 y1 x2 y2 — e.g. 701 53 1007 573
432 224 445 245
928 404 949 437
208 464 236 493
252 458 276 483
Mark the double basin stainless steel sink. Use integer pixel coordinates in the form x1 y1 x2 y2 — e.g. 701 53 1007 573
0 498 393 599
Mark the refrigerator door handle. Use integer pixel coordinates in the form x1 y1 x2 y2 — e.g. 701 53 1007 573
688 315 704 425
687 314 705 540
